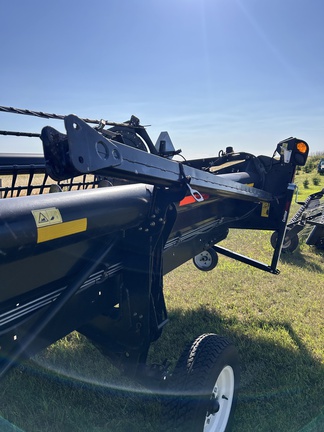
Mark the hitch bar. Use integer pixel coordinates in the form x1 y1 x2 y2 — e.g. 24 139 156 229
214 183 297 275
213 245 280 275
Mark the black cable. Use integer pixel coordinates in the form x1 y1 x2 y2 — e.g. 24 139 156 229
0 105 134 127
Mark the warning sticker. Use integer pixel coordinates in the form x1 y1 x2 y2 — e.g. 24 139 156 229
37 218 87 243
32 207 63 227
261 202 270 218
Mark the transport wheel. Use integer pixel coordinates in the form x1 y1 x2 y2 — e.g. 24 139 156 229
270 228 299 253
193 248 218 271
162 334 239 432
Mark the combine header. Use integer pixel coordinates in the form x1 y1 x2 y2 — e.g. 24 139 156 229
270 188 324 253
0 107 309 431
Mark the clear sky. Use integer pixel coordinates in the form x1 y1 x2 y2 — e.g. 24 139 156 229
1 0 323 158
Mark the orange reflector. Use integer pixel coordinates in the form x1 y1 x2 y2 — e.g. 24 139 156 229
179 193 210 206
296 142 308 154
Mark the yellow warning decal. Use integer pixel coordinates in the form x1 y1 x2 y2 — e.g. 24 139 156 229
32 208 87 243
32 208 63 227
261 202 270 218
37 218 87 243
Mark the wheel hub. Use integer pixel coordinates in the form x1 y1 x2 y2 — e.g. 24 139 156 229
204 365 235 432
208 397 220 415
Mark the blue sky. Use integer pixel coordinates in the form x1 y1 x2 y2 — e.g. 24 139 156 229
1 0 323 158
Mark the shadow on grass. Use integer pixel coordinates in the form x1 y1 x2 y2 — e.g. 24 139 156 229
0 307 323 432
280 247 324 272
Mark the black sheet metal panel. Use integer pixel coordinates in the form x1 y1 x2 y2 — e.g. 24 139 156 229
0 184 173 373
0 183 152 251
0 184 152 302
0 239 123 375
0 183 155 363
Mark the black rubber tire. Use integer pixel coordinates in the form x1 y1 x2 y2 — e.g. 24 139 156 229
193 248 218 271
270 228 299 253
161 334 239 432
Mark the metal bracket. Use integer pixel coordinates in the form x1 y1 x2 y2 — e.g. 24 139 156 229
65 115 123 172
50 115 275 203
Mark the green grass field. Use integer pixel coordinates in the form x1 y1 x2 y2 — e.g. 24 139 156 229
0 156 323 432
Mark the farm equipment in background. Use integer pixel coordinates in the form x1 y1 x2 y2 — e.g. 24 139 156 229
318 158 324 175
0 107 309 431
270 188 324 253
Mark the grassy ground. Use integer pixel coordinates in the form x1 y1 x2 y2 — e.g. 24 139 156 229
0 156 323 432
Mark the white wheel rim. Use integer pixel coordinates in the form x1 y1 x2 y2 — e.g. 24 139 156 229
194 251 212 269
204 365 235 432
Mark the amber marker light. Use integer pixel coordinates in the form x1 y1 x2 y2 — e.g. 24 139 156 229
296 141 308 153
